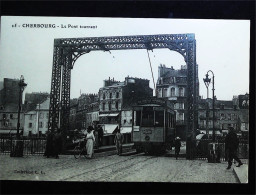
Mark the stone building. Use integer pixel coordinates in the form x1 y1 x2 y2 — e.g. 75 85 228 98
156 64 199 140
198 93 249 137
24 92 49 112
98 77 153 134
0 78 24 136
23 97 50 137
75 93 98 130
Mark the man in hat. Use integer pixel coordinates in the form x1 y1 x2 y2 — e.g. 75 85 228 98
174 136 181 160
114 127 124 155
225 126 243 169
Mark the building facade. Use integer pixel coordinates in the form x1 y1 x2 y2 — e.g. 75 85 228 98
23 97 50 137
156 64 199 140
75 94 99 130
0 78 24 136
198 93 249 137
99 77 153 134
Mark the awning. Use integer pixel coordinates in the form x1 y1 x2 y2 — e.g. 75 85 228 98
102 124 118 134
0 130 23 134
99 113 119 117
199 130 222 135
99 114 109 117
120 127 132 133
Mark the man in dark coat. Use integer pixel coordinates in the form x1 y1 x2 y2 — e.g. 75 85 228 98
174 137 181 160
44 131 54 158
53 128 63 159
98 125 104 147
225 127 243 169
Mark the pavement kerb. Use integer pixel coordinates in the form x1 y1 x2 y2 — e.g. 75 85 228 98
233 164 248 183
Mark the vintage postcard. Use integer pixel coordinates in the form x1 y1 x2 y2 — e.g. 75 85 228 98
0 16 249 184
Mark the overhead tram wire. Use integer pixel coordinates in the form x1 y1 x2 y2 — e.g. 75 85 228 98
146 49 156 96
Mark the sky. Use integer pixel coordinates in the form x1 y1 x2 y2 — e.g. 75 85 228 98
0 16 250 100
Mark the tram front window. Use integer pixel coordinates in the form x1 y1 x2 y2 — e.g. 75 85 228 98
142 110 154 127
154 111 164 127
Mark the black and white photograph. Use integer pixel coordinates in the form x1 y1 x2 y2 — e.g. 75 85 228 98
0 15 251 188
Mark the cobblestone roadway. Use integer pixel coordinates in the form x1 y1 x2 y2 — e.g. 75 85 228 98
0 154 238 183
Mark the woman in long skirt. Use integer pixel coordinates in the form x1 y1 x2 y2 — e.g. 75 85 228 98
86 126 95 159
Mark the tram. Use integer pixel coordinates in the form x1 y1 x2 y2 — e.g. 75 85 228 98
131 98 176 154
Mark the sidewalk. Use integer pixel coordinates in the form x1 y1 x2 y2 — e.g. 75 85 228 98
65 143 134 155
233 163 248 183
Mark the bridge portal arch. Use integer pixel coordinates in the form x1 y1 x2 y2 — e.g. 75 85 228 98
48 34 198 149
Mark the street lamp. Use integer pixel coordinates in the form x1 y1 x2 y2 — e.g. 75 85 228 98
203 70 215 142
11 75 27 157
203 74 210 139
17 75 27 138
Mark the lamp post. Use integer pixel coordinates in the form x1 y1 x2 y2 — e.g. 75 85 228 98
203 70 215 142
17 75 27 139
203 75 210 139
11 75 27 157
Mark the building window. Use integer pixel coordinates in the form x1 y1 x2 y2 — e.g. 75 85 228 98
103 93 106 99
39 122 43 128
124 119 127 124
108 103 111 111
163 88 168 97
220 113 225 120
178 113 184 121
3 114 6 119
30 114 33 120
110 93 112 99
103 103 105 111
116 92 119 98
39 131 42 137
157 89 162 98
29 131 32 137
10 114 13 119
179 88 184 97
171 88 175 97
29 123 33 128
179 103 184 109
115 102 118 110
39 113 44 119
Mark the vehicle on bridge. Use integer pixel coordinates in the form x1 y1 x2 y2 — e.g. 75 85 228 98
131 98 176 154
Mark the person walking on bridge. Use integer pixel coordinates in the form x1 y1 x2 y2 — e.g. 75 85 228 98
114 127 124 155
86 126 95 159
225 126 243 169
174 137 181 160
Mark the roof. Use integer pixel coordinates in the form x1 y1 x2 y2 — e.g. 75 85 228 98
0 103 21 113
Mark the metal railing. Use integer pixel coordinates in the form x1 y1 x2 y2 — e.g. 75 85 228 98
0 137 46 155
193 138 248 161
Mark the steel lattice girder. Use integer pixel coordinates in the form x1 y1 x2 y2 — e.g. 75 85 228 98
48 33 198 140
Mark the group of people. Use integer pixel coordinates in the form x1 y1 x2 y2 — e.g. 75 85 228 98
44 128 63 159
44 124 243 170
171 125 244 170
83 125 124 158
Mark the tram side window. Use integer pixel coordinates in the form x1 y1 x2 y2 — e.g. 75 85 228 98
155 111 164 127
141 110 154 127
135 111 141 126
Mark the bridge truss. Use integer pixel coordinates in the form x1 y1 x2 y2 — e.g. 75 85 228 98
48 34 198 150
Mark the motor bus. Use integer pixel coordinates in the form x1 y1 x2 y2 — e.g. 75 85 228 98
132 98 176 154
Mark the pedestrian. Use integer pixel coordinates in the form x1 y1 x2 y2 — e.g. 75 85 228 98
98 125 104 147
44 131 54 158
93 127 99 149
114 127 124 155
225 126 243 169
174 137 181 160
53 128 62 159
85 126 95 159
